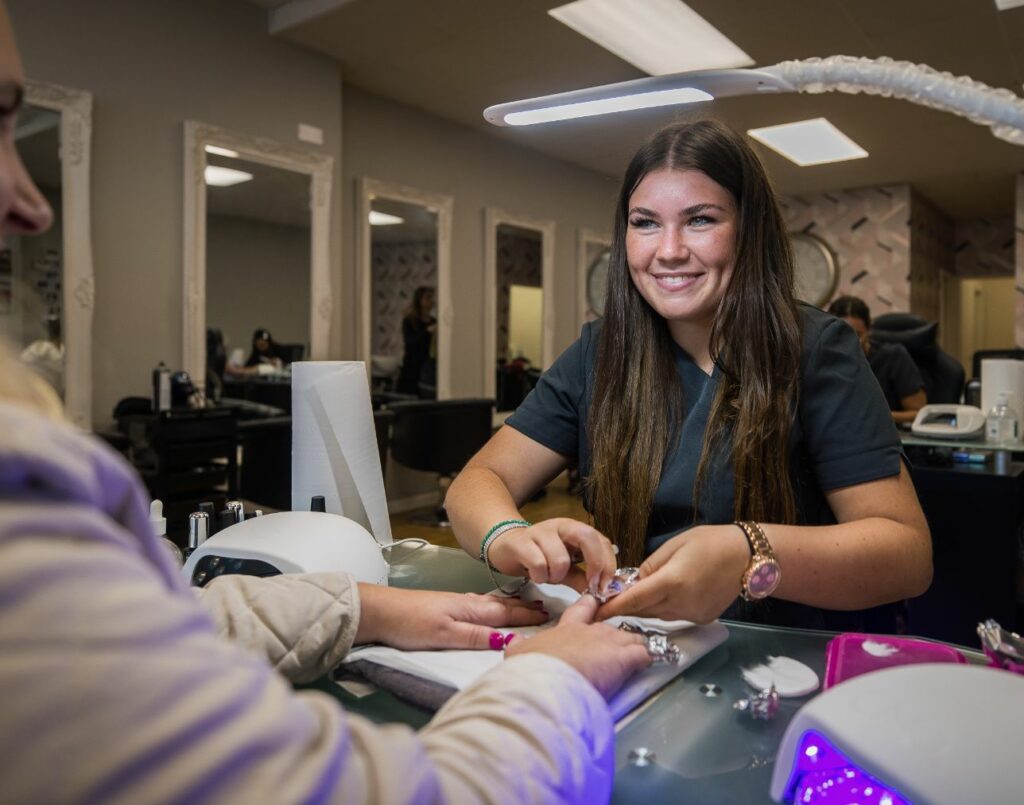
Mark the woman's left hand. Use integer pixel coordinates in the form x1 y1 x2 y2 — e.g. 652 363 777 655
355 585 549 650
595 525 750 623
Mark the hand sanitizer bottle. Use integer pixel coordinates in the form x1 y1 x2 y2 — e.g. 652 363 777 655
985 392 1020 445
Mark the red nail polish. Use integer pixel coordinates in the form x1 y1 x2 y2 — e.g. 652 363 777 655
504 633 515 646
489 631 505 650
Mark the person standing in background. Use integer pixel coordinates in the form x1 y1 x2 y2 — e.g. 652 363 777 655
397 285 436 395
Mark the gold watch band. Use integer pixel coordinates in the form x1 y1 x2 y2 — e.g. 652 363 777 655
736 520 776 561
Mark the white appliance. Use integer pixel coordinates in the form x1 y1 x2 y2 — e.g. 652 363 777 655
182 511 389 587
981 359 1024 422
770 664 1021 804
910 404 986 439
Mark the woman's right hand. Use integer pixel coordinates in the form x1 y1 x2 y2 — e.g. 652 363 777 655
487 517 618 593
505 595 651 701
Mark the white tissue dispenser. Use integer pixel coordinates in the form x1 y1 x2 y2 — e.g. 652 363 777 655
182 511 389 587
770 664 1020 804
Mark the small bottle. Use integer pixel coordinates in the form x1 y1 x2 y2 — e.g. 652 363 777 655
985 392 1020 446
152 362 171 413
150 499 183 566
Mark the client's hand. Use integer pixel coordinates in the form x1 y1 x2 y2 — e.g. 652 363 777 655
505 595 651 701
487 517 618 593
595 525 750 624
355 585 549 650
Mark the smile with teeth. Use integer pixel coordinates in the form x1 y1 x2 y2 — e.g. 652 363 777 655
653 272 704 291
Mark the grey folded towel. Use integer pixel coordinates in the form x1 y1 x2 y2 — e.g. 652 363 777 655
339 659 458 712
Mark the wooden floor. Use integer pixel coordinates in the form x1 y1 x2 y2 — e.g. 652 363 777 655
389 472 589 550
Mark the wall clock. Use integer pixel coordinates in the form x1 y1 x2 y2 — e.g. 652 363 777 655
790 232 839 307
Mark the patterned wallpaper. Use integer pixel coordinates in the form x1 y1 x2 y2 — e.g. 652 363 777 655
1017 174 1024 348
780 185 912 315
371 240 437 357
908 192 952 323
496 228 541 360
954 217 1015 278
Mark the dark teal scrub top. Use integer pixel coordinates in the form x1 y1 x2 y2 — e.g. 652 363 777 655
505 305 904 629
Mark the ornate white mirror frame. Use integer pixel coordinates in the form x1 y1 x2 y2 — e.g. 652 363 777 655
577 227 612 329
355 178 454 399
182 121 334 385
483 207 555 401
25 81 94 430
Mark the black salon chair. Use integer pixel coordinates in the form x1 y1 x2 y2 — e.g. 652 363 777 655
871 313 965 404
206 328 227 402
277 343 305 365
386 398 495 527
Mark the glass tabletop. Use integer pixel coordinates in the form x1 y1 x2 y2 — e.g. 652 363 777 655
900 431 1022 452
321 543 983 804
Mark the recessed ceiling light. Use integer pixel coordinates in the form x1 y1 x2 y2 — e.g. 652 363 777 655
204 165 253 186
994 1 1024 10
369 211 404 226
549 0 753 75
205 145 240 158
747 118 868 166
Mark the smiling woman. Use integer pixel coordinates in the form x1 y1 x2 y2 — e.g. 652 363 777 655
446 118 932 633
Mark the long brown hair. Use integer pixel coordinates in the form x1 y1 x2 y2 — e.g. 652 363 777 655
588 119 801 566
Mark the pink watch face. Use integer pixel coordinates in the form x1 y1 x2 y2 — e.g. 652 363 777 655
748 561 780 598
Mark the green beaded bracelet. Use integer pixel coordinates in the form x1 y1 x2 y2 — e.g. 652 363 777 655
478 518 532 562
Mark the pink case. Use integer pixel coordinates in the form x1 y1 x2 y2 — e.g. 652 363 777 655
823 632 967 689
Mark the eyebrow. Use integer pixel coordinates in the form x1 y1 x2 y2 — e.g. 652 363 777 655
0 82 25 114
629 203 727 217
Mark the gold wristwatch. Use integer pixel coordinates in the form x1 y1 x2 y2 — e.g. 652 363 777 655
735 521 781 601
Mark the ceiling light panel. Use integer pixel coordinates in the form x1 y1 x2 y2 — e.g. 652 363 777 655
369 211 405 226
204 165 254 186
549 0 753 75
747 118 868 167
205 145 240 158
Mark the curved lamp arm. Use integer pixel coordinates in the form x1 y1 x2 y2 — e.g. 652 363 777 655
771 56 1024 145
485 55 1024 145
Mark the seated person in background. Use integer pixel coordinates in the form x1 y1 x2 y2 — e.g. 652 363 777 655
226 327 286 377
446 119 932 632
827 295 927 424
0 12 649 801
18 312 64 397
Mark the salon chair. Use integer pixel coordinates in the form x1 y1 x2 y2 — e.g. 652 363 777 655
871 313 965 404
206 328 227 402
386 398 495 527
277 343 305 364
496 360 535 411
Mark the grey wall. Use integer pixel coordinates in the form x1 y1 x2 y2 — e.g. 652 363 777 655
206 215 310 356
8 0 343 425
341 85 619 398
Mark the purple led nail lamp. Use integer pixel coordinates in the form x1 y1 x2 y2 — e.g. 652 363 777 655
770 664 1022 804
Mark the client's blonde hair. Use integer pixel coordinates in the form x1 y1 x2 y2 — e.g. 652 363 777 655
0 340 65 420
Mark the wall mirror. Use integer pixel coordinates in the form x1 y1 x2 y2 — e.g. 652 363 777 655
0 82 93 429
356 178 453 400
483 208 555 415
577 228 612 327
183 121 333 392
